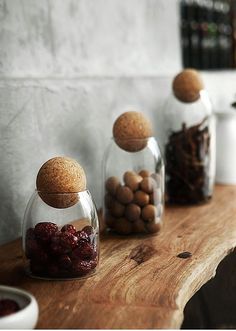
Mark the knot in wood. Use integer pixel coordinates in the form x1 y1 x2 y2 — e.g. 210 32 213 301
129 244 157 265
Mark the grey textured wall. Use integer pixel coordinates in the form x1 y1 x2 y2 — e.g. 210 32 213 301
0 0 235 244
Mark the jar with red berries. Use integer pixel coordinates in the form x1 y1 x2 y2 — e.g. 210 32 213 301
22 190 99 280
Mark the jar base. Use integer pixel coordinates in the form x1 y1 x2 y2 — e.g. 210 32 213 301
25 266 98 281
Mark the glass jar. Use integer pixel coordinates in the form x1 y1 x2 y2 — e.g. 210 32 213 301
102 137 164 235
22 190 99 280
163 90 216 204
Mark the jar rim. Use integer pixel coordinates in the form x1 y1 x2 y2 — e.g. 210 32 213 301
110 136 154 141
35 189 90 195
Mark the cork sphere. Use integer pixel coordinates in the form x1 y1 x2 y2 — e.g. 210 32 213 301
123 171 142 192
113 111 152 152
172 69 204 103
36 156 86 208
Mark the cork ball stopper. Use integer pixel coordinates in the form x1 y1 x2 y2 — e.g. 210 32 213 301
36 156 86 208
113 111 152 152
172 69 204 103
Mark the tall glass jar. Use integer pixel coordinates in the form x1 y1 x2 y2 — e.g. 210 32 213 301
103 137 164 235
163 90 216 204
22 190 99 280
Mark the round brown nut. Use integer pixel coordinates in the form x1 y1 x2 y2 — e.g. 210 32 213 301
116 186 133 204
114 217 132 235
125 203 141 222
139 170 151 178
113 111 152 152
146 219 162 234
110 200 125 218
105 176 121 196
141 204 157 222
132 219 148 234
105 213 115 228
140 177 157 194
36 156 86 208
123 171 142 192
172 69 204 103
133 190 149 207
104 193 115 209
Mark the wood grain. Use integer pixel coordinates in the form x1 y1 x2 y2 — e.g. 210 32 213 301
1 185 236 329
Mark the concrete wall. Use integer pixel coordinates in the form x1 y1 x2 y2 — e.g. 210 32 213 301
0 0 235 244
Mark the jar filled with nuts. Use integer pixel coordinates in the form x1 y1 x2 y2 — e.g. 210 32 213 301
103 111 165 235
163 69 216 204
22 157 99 280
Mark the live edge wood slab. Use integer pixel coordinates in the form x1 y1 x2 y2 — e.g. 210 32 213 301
1 185 236 329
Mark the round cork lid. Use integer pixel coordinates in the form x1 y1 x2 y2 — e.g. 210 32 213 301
36 157 86 209
172 69 204 103
113 111 152 152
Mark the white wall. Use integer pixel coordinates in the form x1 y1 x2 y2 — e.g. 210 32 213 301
0 0 235 244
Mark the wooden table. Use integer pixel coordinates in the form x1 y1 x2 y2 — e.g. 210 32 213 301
1 185 236 329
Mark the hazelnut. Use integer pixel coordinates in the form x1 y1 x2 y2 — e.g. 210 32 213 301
132 219 148 234
140 177 157 194
105 213 115 228
139 170 151 178
110 200 125 218
172 69 204 103
123 171 142 192
133 190 149 207
146 219 162 234
114 217 132 235
124 203 141 222
113 111 152 152
116 186 134 204
36 156 86 208
104 193 114 209
141 204 157 222
105 176 121 196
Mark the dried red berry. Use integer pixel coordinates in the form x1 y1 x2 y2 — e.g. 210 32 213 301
61 224 77 235
26 238 49 264
48 263 60 277
25 238 40 259
58 255 72 269
30 260 46 276
50 233 66 255
0 299 20 317
72 258 97 276
34 222 58 243
72 242 95 260
60 232 78 251
76 230 89 242
26 228 35 240
82 226 94 236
